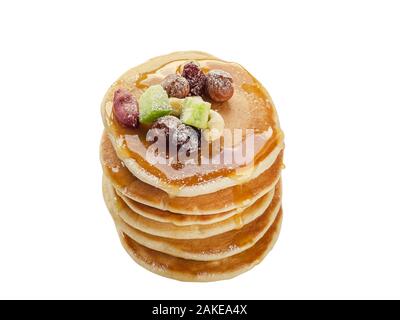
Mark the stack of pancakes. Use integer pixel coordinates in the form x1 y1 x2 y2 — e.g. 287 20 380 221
100 52 285 282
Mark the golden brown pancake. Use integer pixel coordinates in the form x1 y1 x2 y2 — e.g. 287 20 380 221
103 176 280 240
116 210 282 282
100 51 285 282
117 190 251 226
114 182 281 261
101 133 283 215
101 51 284 197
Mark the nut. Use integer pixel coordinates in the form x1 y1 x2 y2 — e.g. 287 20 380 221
203 110 225 142
169 97 185 116
206 70 234 102
161 74 190 98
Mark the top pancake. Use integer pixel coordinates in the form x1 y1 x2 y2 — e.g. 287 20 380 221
101 51 284 197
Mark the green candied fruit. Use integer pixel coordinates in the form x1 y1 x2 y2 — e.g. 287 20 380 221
180 96 211 129
139 85 172 124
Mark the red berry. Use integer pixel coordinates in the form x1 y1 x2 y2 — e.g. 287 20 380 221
113 88 139 128
182 62 206 96
206 70 234 102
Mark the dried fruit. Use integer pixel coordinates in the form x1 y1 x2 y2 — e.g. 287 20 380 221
146 116 200 155
180 96 211 129
203 110 225 142
139 85 172 124
173 124 200 155
206 69 234 102
146 115 181 143
113 88 139 128
161 74 190 98
182 62 206 96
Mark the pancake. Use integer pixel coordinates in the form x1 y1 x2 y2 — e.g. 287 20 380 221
116 210 283 282
113 182 281 261
101 133 283 215
101 51 284 197
103 176 280 240
117 190 250 226
100 51 285 281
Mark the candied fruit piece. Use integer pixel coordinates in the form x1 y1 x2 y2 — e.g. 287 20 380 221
182 62 206 96
180 96 211 129
139 85 172 124
146 115 181 143
173 124 200 155
146 116 199 156
112 88 139 128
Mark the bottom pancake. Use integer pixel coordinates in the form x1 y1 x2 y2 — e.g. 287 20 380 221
116 211 282 282
114 184 281 261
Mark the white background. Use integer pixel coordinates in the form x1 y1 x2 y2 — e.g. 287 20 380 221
0 0 399 300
